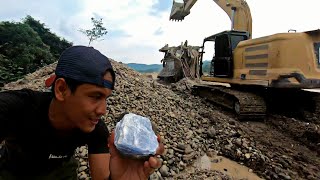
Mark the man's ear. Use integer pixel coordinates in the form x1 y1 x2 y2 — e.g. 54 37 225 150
54 78 69 101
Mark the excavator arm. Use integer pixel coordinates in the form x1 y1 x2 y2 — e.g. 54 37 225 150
170 0 252 38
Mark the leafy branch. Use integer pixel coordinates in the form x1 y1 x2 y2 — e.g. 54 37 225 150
79 17 108 46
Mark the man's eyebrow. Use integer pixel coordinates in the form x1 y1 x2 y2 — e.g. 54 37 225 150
87 91 110 97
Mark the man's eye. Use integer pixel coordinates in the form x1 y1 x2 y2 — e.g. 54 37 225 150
89 95 101 99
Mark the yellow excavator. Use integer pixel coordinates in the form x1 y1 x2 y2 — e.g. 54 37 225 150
170 0 320 119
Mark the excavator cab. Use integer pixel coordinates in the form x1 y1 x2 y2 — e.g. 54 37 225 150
201 30 249 78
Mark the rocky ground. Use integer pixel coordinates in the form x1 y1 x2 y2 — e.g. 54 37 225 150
2 60 320 180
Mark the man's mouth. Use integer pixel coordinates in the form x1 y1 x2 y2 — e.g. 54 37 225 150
90 118 99 125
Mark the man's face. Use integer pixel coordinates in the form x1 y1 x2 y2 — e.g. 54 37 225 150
64 72 113 133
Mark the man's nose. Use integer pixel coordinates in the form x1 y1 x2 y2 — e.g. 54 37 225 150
96 100 107 115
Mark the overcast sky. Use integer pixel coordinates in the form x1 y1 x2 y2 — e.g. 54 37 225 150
0 0 319 64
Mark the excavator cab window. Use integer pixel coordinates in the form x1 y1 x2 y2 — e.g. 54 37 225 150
201 31 249 78
214 33 233 77
230 35 246 51
212 31 249 78
314 42 320 66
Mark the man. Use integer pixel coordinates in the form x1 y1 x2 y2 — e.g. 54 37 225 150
0 46 163 180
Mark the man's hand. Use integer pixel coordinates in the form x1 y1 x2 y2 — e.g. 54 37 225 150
108 131 164 180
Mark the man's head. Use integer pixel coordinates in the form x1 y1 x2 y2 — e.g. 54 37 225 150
46 46 115 133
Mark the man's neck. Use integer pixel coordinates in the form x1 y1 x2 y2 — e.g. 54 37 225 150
48 99 75 133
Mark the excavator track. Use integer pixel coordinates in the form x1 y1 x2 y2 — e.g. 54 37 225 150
312 94 320 114
301 91 320 123
191 84 267 119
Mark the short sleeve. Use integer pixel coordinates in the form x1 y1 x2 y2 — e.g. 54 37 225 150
87 120 110 154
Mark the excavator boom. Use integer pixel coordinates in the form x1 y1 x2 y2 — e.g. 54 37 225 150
170 0 252 38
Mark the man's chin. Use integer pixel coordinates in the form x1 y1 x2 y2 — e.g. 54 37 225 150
80 125 96 133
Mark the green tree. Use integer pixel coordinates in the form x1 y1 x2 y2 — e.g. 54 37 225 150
0 15 73 84
23 15 73 59
0 21 54 83
79 17 108 46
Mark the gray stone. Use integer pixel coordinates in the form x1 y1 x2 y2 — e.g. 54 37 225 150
149 172 160 180
78 166 87 172
159 165 170 177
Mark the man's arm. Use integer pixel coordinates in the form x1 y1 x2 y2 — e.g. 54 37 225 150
88 153 110 180
87 120 111 179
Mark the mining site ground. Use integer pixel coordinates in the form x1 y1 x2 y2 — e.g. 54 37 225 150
173 82 320 180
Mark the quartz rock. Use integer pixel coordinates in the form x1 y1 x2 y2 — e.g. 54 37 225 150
115 113 158 157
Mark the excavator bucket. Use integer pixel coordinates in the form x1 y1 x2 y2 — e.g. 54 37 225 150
169 1 189 21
